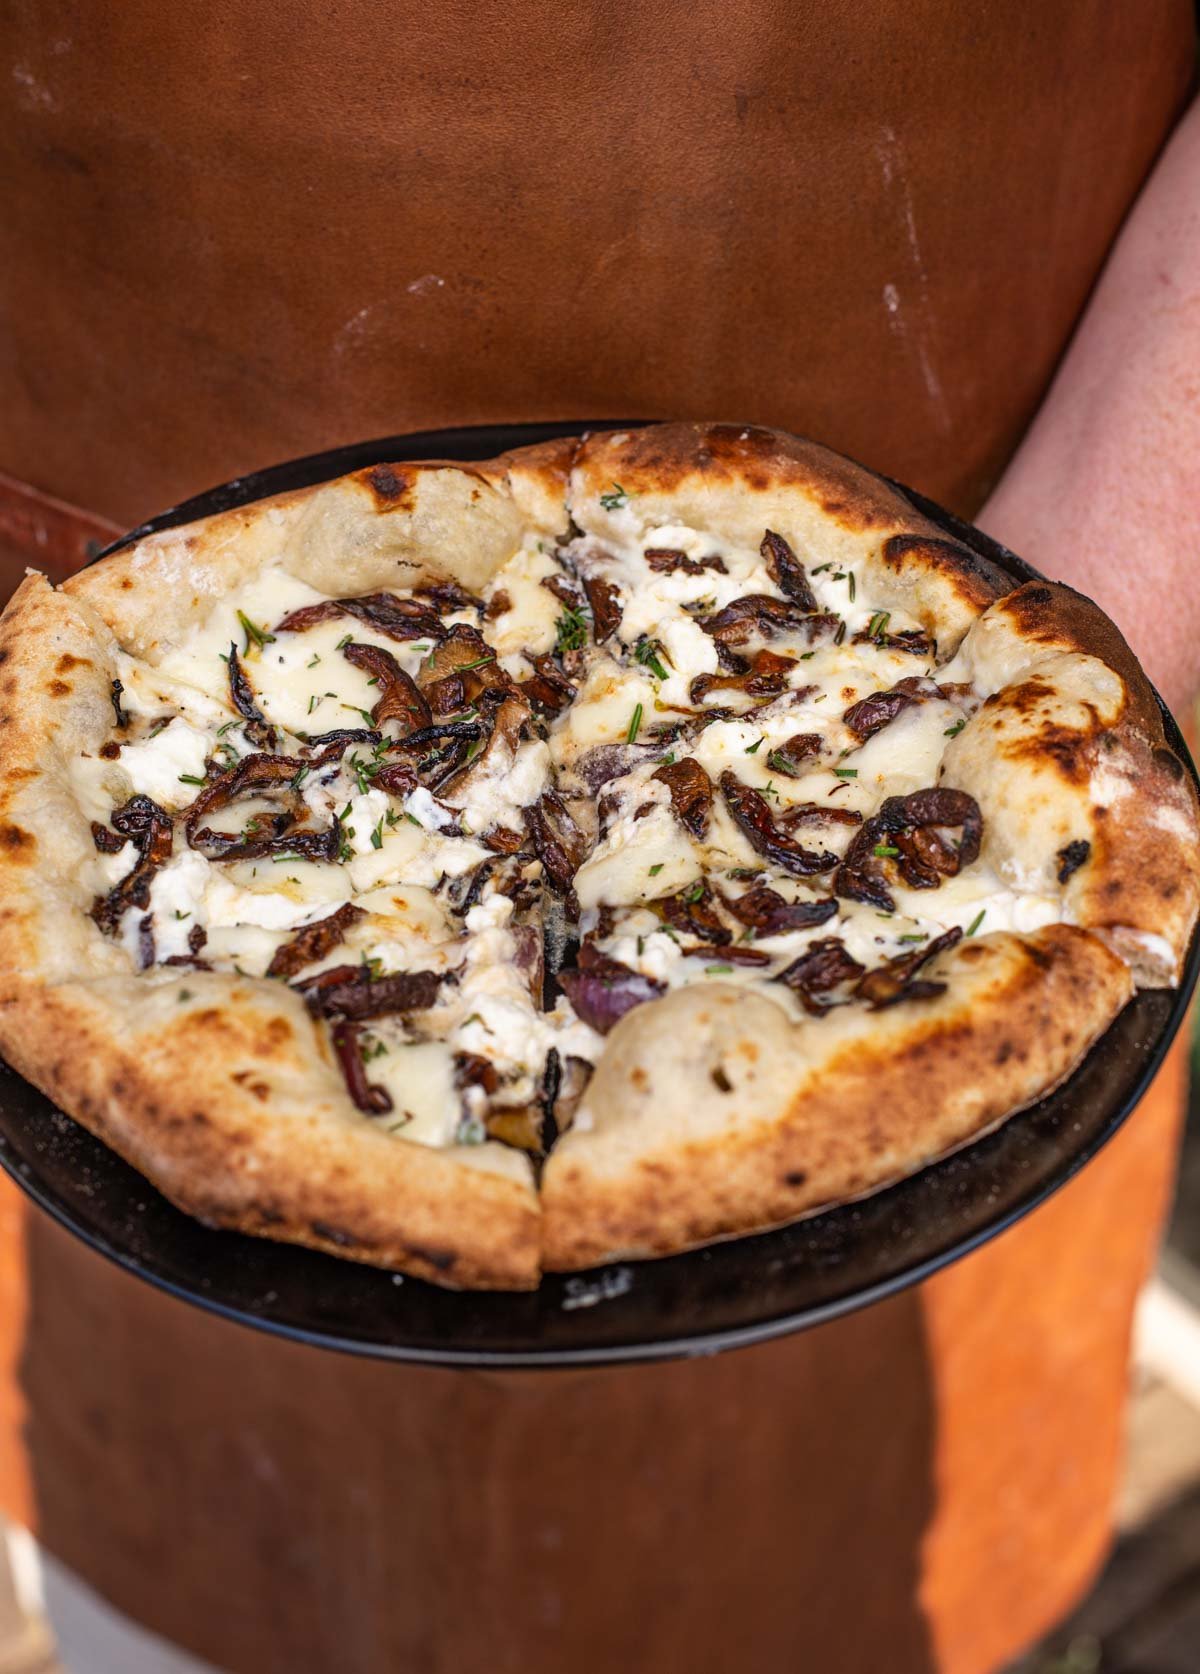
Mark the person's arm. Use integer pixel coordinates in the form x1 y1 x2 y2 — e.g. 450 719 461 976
978 95 1200 716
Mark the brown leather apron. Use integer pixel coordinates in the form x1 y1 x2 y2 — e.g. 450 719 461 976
0 4 1193 1670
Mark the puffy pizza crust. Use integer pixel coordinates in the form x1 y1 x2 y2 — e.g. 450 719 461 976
540 927 1132 1270
0 420 1194 1287
0 974 540 1288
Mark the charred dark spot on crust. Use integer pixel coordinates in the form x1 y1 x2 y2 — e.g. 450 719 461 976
46 679 71 696
365 464 412 506
99 740 122 759
56 653 90 673
784 1168 808 1187
994 1041 1013 1064
0 824 34 858
1056 839 1091 884
881 534 1005 603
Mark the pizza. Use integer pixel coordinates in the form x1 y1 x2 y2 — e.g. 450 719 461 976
0 422 1195 1290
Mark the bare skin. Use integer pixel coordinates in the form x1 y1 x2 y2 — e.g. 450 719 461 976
979 97 1200 716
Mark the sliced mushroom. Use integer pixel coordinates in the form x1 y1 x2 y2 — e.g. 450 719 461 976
342 642 431 735
834 788 983 910
691 648 800 704
331 1020 393 1114
775 938 866 1014
701 595 838 648
721 882 838 935
527 790 590 892
764 733 823 776
295 963 446 1021
853 926 962 1010
583 576 622 642
719 771 839 876
760 530 818 611
650 756 714 839
90 795 175 936
227 644 276 750
655 879 730 944
276 592 447 644
267 903 366 980
644 548 728 576
520 653 576 715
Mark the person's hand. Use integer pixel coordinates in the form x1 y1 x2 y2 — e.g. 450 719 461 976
978 94 1200 715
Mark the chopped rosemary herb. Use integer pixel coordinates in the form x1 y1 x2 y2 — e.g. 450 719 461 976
810 562 833 575
966 909 986 936
599 483 630 512
866 610 891 641
634 637 669 680
873 843 899 857
648 863 664 876
336 633 353 650
897 932 928 943
237 610 275 654
944 719 966 738
682 880 705 902
847 572 856 601
832 766 858 779
456 654 496 673
705 964 734 975
405 812 422 827
745 737 764 754
834 619 847 645
307 653 321 669
555 606 588 653
627 702 643 743
370 817 385 850
177 772 207 786
658 751 676 766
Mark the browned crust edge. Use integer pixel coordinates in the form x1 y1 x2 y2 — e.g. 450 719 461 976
0 982 541 1290
540 926 1133 1272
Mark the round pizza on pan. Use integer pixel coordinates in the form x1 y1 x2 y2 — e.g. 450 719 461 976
0 422 1195 1291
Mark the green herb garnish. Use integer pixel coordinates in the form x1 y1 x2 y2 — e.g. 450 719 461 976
966 909 986 936
944 719 966 738
634 638 669 680
370 817 385 850
237 611 275 654
599 483 630 512
745 738 764 755
648 863 664 876
177 772 207 786
555 606 588 653
873 843 899 858
705 964 734 975
833 766 858 779
627 702 643 743
866 611 890 641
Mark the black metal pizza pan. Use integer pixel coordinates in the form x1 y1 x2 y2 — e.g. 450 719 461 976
0 420 1194 1368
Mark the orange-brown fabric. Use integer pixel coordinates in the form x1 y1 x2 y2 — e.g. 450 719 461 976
0 2 1192 528
0 1042 1178 1674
